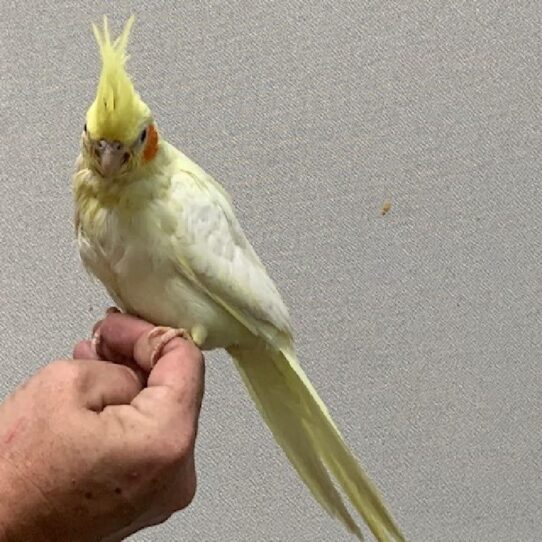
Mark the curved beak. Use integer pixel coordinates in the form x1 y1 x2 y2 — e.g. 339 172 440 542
96 140 130 177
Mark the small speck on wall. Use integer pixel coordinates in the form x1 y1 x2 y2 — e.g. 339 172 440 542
380 201 392 216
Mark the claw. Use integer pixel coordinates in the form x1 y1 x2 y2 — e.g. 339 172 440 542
147 327 194 368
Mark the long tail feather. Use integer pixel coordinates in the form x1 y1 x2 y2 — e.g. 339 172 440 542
227 343 405 542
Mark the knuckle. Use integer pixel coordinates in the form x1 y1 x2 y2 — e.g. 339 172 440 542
42 360 92 395
186 346 205 381
166 466 197 512
43 360 81 382
147 512 174 529
33 361 86 402
116 363 138 383
149 385 178 406
175 475 197 510
163 437 193 467
151 433 194 471
189 342 204 362
192 346 205 368
178 340 204 365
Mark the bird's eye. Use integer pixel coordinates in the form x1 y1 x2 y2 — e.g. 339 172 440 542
140 128 147 143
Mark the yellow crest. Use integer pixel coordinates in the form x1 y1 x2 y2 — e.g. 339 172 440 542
86 16 151 144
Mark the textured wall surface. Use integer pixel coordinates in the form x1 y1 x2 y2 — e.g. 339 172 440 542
0 2 540 541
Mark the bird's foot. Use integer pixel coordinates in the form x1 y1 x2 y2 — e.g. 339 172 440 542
147 327 194 368
105 306 121 315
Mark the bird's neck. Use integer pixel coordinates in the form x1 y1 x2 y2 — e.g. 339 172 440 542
74 143 170 216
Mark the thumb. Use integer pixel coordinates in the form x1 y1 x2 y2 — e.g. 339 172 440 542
132 333 205 428
94 313 205 425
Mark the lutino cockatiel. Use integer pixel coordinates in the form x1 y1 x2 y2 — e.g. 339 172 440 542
72 16 404 542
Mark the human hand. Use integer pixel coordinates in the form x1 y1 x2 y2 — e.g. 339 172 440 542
0 313 205 542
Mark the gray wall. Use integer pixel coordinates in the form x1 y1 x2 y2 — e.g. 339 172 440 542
1 2 540 541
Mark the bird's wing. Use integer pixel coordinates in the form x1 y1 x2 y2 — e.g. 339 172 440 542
169 164 293 345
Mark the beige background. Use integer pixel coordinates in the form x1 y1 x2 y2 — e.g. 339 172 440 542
1 1 541 541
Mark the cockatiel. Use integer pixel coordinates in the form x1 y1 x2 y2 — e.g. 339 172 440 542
72 16 405 542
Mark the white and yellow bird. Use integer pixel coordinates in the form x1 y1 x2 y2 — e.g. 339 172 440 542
72 16 405 541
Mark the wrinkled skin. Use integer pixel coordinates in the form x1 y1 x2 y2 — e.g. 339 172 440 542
0 314 204 542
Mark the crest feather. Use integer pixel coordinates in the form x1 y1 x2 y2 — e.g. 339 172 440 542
86 15 150 143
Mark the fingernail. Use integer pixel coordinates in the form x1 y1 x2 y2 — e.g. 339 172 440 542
90 331 101 359
92 318 104 336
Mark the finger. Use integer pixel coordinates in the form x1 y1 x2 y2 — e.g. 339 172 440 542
131 337 205 426
96 313 205 421
144 339 204 395
92 318 104 336
95 313 155 363
71 359 143 411
96 339 137 366
73 340 99 360
97 313 200 373
74 339 148 386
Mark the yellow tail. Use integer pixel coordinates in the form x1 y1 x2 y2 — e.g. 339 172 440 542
227 343 405 542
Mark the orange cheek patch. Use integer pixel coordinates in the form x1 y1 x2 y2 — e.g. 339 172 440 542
143 124 159 162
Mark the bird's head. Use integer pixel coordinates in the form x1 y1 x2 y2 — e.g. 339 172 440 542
83 16 158 179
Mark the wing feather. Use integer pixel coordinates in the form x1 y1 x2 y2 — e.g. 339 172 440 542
168 161 292 344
